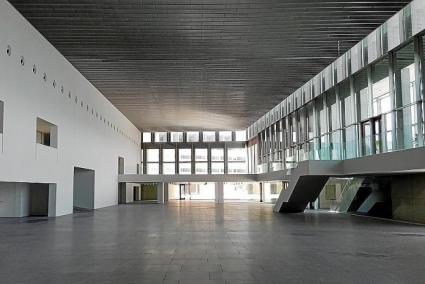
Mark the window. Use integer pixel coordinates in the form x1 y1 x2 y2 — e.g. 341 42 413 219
219 131 232 142
0 100 3 134
179 148 192 175
163 149 175 174
235 130 247 141
195 148 208 174
211 148 224 174
195 148 208 161
171 132 183 142
228 148 247 174
36 118 58 148
179 148 191 162
146 149 159 174
211 162 224 174
211 148 224 161
371 57 390 116
354 70 370 121
143 132 151 143
203 131 216 142
195 162 208 174
155 132 167 143
186 131 199 142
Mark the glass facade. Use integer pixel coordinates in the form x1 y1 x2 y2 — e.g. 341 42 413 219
253 32 425 174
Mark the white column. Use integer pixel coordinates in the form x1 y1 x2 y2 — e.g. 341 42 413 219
215 182 224 204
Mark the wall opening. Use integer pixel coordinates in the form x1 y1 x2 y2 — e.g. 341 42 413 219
0 182 55 217
36 117 58 148
73 167 95 211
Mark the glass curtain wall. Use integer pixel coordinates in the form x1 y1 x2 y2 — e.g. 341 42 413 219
254 33 425 173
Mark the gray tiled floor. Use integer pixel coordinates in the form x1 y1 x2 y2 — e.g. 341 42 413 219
1 201 425 283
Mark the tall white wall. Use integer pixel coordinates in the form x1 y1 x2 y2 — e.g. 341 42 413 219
0 0 141 216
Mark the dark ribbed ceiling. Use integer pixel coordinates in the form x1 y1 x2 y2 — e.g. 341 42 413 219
9 0 411 131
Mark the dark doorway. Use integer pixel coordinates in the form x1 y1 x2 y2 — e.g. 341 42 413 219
29 183 49 216
73 167 95 211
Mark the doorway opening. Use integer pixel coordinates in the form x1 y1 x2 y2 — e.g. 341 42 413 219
133 183 158 202
73 167 95 212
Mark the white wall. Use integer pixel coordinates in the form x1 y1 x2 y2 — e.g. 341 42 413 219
0 0 141 216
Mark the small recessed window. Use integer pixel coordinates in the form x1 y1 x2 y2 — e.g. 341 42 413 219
32 65 37 74
68 91 71 99
53 80 56 88
75 96 78 103
6 45 11 56
20 56 24 66
43 73 47 82
36 117 58 148
61 86 64 94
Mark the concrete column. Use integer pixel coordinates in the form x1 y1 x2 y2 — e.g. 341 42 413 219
260 182 264 202
163 183 169 203
215 182 224 204
157 182 164 204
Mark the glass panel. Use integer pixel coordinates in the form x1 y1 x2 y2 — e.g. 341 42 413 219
340 81 354 126
143 132 151 143
163 163 175 175
155 132 167 143
307 103 315 139
320 134 330 160
354 70 371 121
179 148 191 162
147 149 159 162
235 130 247 141
331 130 341 160
211 162 224 174
179 163 191 175
211 148 224 161
171 132 183 143
316 98 327 135
163 149 175 162
187 131 199 142
219 131 232 141
327 90 339 131
344 125 357 159
228 148 247 162
395 42 416 107
203 131 216 142
372 57 390 116
195 163 208 174
384 112 394 152
195 148 208 161
361 121 372 156
228 162 247 174
147 163 159 175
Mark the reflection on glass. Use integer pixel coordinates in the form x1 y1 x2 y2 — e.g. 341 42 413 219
211 162 224 174
187 131 199 142
179 148 191 162
195 162 208 174
219 131 232 141
163 163 175 175
203 131 216 142
155 132 167 143
372 58 390 116
171 132 183 143
195 148 207 161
